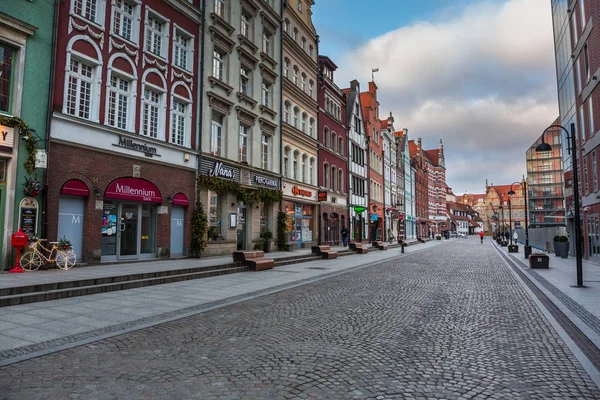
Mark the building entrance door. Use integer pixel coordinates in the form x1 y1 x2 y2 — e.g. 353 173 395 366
237 207 247 250
120 204 138 257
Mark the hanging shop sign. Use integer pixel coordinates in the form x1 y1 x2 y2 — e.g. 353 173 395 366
371 214 379 221
318 190 327 202
200 159 240 182
353 206 366 213
105 178 162 203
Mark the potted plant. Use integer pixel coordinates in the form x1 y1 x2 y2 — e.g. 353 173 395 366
556 235 569 259
207 226 220 241
23 175 43 197
261 228 273 253
553 235 562 257
529 252 549 268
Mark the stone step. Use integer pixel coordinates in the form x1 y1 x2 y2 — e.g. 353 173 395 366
1 265 248 307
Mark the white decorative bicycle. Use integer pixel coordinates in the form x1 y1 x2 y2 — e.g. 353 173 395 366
20 238 77 271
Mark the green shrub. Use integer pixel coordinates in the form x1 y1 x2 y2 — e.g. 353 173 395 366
553 235 560 242
559 235 569 242
190 202 208 257
277 210 287 250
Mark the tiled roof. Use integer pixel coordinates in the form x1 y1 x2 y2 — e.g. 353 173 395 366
341 88 351 95
408 140 418 157
380 120 388 129
394 131 404 139
490 185 513 202
424 149 439 166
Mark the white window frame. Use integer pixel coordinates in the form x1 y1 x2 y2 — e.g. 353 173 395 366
590 97 595 137
140 83 164 139
211 112 224 156
64 54 101 122
262 30 271 56
593 150 598 192
239 124 249 162
213 49 226 81
262 81 271 108
172 25 194 72
241 13 251 39
297 0 302 13
170 93 191 147
215 0 227 20
309 158 314 185
106 72 134 131
71 0 107 27
284 59 289 78
144 8 170 60
111 0 140 45
261 134 270 170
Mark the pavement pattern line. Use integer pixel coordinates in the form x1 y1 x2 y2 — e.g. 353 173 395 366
493 244 600 389
2 239 599 399
0 244 438 367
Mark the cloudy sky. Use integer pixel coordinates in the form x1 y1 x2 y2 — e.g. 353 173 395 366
312 0 558 195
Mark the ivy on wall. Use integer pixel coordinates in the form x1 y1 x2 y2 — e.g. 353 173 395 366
0 116 37 175
277 210 287 251
190 202 208 257
197 175 283 205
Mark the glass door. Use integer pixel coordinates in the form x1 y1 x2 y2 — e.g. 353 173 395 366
237 207 247 250
120 204 138 257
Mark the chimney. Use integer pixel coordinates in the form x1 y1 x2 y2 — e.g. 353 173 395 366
350 79 360 91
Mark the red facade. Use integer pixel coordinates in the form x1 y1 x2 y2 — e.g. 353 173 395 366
361 82 384 241
317 56 348 245
409 139 430 239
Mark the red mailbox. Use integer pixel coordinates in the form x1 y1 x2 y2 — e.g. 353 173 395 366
10 228 29 273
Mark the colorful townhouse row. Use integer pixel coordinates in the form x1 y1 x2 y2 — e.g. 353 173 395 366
0 0 452 268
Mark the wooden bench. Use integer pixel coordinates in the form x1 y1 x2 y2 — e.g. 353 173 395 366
311 245 338 259
232 250 274 271
371 241 388 251
349 242 368 254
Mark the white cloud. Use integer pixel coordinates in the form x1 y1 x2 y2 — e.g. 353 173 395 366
336 0 557 193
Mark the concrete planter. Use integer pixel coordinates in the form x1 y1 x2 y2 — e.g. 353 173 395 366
508 244 519 253
529 254 549 268
554 242 569 259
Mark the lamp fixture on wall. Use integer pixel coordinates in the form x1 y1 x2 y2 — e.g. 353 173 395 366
167 196 173 204
93 188 101 198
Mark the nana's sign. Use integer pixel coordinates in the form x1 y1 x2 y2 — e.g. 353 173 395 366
114 136 160 158
200 159 240 182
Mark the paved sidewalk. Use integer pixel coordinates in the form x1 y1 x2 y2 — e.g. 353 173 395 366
0 240 441 364
495 240 600 351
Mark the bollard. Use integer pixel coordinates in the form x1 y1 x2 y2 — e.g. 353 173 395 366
401 243 405 253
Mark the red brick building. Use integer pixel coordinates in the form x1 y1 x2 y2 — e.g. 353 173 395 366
424 140 447 236
46 0 201 262
409 138 430 239
361 82 383 241
317 55 348 245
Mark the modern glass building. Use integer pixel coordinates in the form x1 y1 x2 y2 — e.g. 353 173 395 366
526 124 565 228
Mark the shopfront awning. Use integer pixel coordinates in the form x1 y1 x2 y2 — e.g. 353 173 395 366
60 179 90 197
105 178 162 203
172 193 189 206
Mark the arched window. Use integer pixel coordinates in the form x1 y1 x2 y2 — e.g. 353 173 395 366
293 28 298 41
331 132 336 152
301 112 307 132
293 150 300 180
284 18 290 34
309 117 315 137
293 66 298 85
331 166 337 191
309 157 315 185
283 146 290 178
323 127 329 146
323 162 329 188
338 169 343 192
284 58 290 78
301 73 306 91
338 137 344 156
309 80 314 97
293 106 299 128
302 154 307 182
309 45 314 57
301 37 306 51
284 101 291 123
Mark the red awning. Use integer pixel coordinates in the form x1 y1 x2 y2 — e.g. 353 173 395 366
105 178 162 203
60 179 90 197
172 193 189 206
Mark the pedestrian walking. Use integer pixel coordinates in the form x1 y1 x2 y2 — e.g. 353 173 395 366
341 226 349 246
479 231 484 244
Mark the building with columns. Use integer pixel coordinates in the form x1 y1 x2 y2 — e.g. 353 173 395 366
317 55 347 245
199 0 282 256
281 0 318 248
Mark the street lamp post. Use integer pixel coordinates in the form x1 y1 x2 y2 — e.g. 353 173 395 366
499 205 505 245
509 178 531 258
536 123 584 287
508 198 513 245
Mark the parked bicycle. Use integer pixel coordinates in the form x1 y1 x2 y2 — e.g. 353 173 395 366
20 238 77 271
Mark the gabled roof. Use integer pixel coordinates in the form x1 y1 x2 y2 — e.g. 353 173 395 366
380 119 388 129
341 88 351 96
490 185 513 203
424 149 439 166
408 140 418 158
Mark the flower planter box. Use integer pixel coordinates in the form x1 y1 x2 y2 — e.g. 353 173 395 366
508 244 519 253
500 241 508 247
529 254 549 269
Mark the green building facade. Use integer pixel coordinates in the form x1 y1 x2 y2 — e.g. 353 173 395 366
0 1 55 269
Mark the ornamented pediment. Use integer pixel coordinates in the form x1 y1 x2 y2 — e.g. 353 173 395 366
237 46 259 69
210 12 235 36
209 26 236 53
235 106 258 127
207 91 235 115
259 117 277 135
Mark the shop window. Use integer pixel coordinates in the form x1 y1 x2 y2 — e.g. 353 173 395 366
0 160 6 182
0 44 14 113
208 190 222 236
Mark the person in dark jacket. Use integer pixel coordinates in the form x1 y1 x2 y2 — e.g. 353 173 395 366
341 226 349 246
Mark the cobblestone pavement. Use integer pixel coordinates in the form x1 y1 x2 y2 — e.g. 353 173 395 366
1 240 600 399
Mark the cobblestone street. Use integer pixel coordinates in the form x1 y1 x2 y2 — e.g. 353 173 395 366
2 240 599 399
